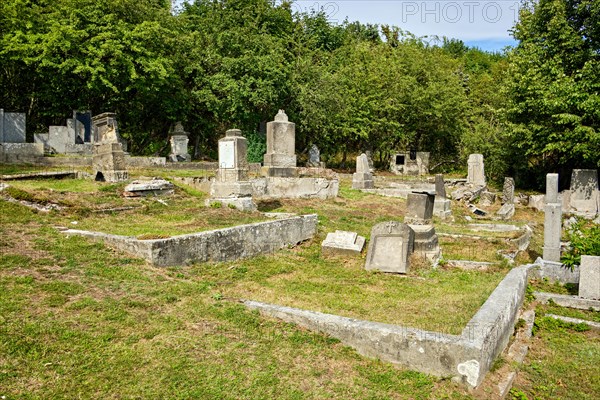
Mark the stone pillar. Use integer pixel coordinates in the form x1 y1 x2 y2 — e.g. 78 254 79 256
263 110 296 177
433 174 451 219
405 192 440 262
579 255 600 300
543 173 562 262
467 154 485 186
91 113 128 182
168 122 191 162
352 153 374 189
208 129 256 211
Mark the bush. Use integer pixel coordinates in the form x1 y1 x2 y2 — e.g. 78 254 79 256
561 219 600 270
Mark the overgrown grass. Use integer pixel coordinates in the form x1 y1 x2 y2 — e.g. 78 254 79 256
511 306 600 400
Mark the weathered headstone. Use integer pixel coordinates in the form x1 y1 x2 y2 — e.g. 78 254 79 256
365 221 414 274
433 174 451 219
263 110 296 177
169 122 191 162
307 144 321 167
467 154 485 186
91 113 128 182
404 192 434 225
579 255 600 300
543 173 562 262
209 129 256 211
352 153 374 189
569 169 599 215
405 192 440 261
502 177 515 205
0 109 26 143
322 230 366 256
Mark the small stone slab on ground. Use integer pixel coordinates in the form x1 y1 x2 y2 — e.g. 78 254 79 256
534 291 600 311
123 179 174 197
322 230 366 256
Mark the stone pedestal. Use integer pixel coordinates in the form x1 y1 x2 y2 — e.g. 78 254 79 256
404 192 434 225
209 129 256 211
92 142 128 182
467 154 485 186
410 224 441 261
543 173 562 262
263 110 296 177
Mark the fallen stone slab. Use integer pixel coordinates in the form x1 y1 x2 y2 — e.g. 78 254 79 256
321 230 366 256
467 223 520 232
123 179 174 197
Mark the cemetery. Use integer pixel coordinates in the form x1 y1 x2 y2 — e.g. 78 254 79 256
1 107 599 397
1 1 599 397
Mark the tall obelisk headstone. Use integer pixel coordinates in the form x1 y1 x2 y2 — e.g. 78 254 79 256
543 173 562 262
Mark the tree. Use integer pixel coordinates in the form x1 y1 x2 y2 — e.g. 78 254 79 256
505 0 600 188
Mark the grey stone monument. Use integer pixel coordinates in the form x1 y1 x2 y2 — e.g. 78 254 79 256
169 122 191 162
405 192 441 261
91 113 128 182
502 177 515 204
0 109 26 143
352 153 374 189
496 178 515 220
467 154 485 186
208 129 256 211
543 173 562 262
321 230 366 256
569 169 599 215
307 144 321 167
365 150 375 173
365 221 415 274
433 174 451 219
263 110 296 177
579 255 600 300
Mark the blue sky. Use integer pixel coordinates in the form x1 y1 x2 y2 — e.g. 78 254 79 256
175 1 519 52
292 1 519 51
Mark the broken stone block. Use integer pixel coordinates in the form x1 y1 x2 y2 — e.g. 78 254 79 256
321 230 366 256
479 191 496 207
496 203 515 220
404 192 434 224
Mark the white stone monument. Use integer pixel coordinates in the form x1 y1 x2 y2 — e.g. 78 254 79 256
169 122 191 162
365 221 415 274
467 154 485 186
352 153 374 189
322 230 366 255
263 110 296 177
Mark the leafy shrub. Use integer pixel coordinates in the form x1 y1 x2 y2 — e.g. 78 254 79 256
561 219 600 270
246 131 266 164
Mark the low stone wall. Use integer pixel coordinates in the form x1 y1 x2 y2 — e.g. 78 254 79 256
244 262 541 388
63 215 318 267
0 143 44 163
125 156 166 168
251 177 339 200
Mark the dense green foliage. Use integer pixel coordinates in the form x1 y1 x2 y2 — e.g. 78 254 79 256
561 218 600 269
0 0 597 184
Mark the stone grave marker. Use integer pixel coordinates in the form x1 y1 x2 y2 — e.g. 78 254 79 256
0 109 26 143
502 177 515 204
365 221 414 274
579 255 600 300
263 110 296 177
169 122 191 162
307 144 321 167
569 169 599 215
433 174 451 219
322 230 366 255
352 153 374 189
467 154 485 186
